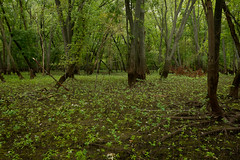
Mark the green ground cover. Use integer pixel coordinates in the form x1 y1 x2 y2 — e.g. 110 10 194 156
0 72 240 159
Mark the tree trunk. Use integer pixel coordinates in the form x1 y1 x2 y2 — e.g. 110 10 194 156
0 73 5 82
229 69 240 98
2 38 6 74
161 58 171 78
37 24 45 75
151 3 164 66
136 0 146 79
54 0 77 87
0 52 5 82
91 33 109 74
206 0 223 116
55 0 70 56
223 1 240 98
97 60 101 74
126 0 146 87
161 0 197 78
101 60 112 74
236 47 240 69
18 0 27 30
0 50 3 73
192 6 202 70
177 45 182 66
46 28 53 74
0 19 24 80
112 35 126 71
38 2 46 75
0 1 36 78
222 38 227 74
55 64 75 89
6 54 11 75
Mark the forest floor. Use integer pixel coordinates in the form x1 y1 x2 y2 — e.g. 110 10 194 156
0 72 240 160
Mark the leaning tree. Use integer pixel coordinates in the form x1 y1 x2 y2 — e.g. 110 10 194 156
223 1 240 99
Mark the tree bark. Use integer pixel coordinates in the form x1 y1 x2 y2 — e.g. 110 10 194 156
222 38 227 74
0 73 4 82
55 64 75 89
2 37 6 74
236 46 240 69
206 0 223 116
150 2 165 66
91 32 109 74
192 6 202 70
6 54 11 75
161 0 197 78
0 1 36 78
0 52 5 82
223 1 240 98
111 35 126 71
0 19 24 80
126 0 146 87
54 0 82 87
37 22 45 75
18 0 27 30
0 51 5 82
0 47 3 73
46 27 54 74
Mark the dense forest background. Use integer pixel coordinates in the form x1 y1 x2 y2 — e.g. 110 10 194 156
0 0 239 76
1 0 240 159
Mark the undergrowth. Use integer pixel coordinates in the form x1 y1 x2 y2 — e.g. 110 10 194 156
0 72 239 159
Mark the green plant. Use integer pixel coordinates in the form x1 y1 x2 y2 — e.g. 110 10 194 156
75 149 87 160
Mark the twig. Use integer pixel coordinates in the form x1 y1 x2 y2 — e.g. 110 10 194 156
201 127 240 137
160 120 213 142
170 116 209 120
32 58 69 91
145 120 168 134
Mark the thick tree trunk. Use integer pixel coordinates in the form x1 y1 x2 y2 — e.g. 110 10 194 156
223 1 240 98
55 64 75 89
206 0 223 116
161 58 171 78
126 0 146 87
236 47 240 69
136 0 146 79
229 69 240 98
